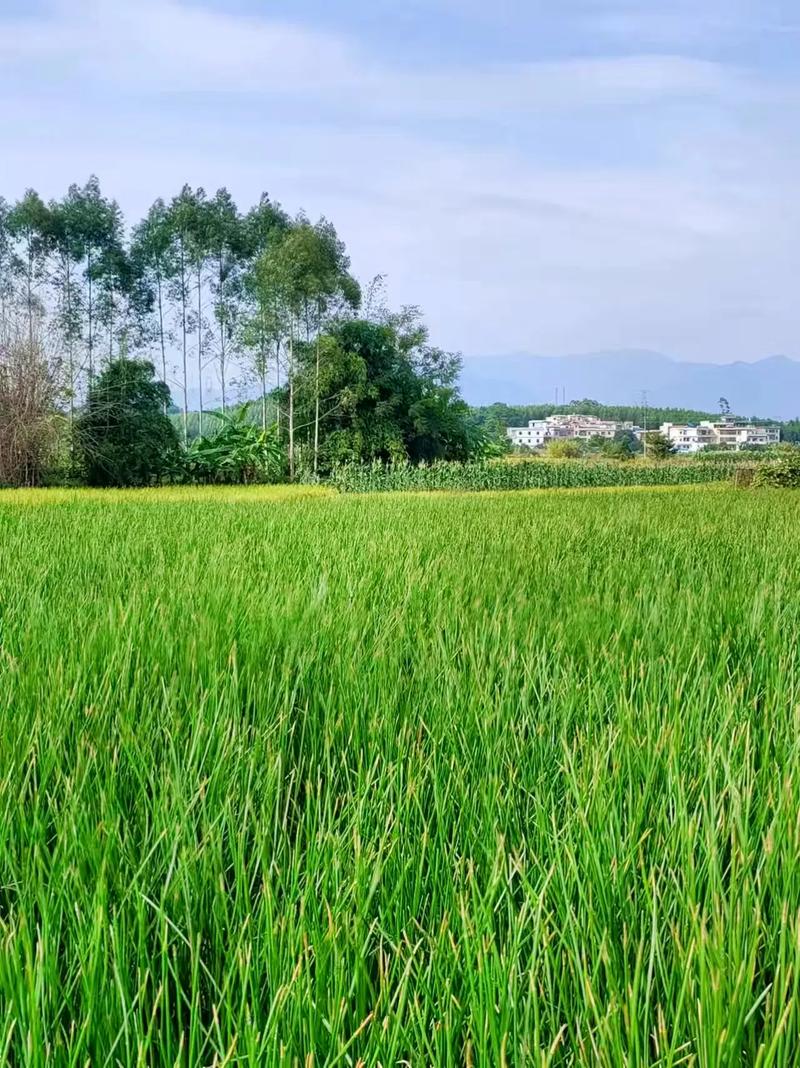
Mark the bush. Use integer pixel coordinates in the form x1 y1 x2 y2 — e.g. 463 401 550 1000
643 432 675 460
545 438 583 459
0 333 63 487
752 453 800 488
75 359 180 487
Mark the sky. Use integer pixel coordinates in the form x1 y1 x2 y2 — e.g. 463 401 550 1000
2 0 800 366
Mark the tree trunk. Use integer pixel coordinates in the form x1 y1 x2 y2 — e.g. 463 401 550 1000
275 338 281 436
218 257 227 414
180 247 188 445
288 326 294 481
87 250 94 382
157 274 167 415
259 306 268 432
26 244 34 353
313 332 320 476
108 287 114 364
66 261 74 458
197 266 204 439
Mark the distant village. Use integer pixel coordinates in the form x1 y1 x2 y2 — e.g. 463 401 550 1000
506 414 781 453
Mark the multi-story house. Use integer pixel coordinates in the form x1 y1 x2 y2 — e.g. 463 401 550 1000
507 414 640 449
659 418 780 453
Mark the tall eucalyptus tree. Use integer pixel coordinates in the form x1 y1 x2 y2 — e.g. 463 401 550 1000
166 186 198 443
49 189 85 430
73 177 122 381
207 188 244 414
96 236 129 365
7 190 52 350
185 187 212 437
131 199 175 411
240 194 289 430
0 198 16 331
276 219 360 474
246 240 288 433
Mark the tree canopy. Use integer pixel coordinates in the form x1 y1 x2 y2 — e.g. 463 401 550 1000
14 176 782 487
76 359 179 486
288 312 474 470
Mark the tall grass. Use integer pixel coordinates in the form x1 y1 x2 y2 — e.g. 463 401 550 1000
1 483 799 1065
330 458 738 493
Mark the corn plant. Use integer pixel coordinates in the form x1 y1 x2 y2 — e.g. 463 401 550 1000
330 458 739 493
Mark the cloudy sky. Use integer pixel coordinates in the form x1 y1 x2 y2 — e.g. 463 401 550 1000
2 0 800 364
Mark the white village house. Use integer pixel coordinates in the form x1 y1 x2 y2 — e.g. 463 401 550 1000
507 413 780 452
506 414 640 449
659 418 781 453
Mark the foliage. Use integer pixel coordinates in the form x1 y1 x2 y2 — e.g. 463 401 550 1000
608 428 642 458
470 399 722 435
0 330 64 486
185 404 283 484
1 175 477 484
290 315 475 470
780 418 800 443
468 426 509 459
9 177 796 491
330 457 737 493
643 430 675 460
130 197 176 392
752 451 800 488
696 447 774 461
2 484 800 1063
545 437 583 459
75 358 180 486
0 178 474 481
171 399 279 444
245 217 361 477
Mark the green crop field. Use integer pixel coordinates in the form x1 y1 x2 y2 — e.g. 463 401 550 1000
2 484 800 1067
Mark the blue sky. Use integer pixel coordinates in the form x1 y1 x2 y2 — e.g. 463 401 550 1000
2 0 800 365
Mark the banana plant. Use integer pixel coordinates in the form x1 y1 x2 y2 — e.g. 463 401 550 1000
186 403 283 484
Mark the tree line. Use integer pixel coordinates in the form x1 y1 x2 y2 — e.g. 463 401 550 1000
471 399 791 443
0 178 479 486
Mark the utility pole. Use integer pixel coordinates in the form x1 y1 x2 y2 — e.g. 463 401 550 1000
641 389 649 459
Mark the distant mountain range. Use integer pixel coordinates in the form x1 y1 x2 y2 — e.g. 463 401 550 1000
460 350 800 421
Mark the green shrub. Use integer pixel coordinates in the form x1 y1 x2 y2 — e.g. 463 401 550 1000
753 453 800 488
75 359 180 487
545 438 583 459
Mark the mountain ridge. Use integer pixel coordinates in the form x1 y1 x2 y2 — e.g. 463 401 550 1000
460 350 800 420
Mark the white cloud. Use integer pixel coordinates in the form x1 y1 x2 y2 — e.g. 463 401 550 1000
2 0 356 92
1 0 741 114
2 0 800 365
365 56 735 121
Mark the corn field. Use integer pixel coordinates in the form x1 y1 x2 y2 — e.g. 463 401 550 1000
1 483 799 1066
330 458 739 493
